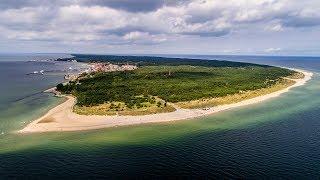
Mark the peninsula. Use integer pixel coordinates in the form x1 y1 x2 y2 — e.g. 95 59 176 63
19 55 313 133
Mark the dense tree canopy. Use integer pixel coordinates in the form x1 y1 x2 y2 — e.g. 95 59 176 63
57 61 295 108
60 54 270 68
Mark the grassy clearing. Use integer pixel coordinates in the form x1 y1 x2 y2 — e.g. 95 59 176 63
175 79 295 109
73 97 176 116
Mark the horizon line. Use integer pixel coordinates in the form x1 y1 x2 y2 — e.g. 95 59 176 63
0 52 320 58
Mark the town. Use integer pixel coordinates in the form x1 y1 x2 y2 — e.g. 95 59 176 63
88 62 137 72
64 62 138 80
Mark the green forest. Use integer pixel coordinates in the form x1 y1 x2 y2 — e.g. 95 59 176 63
57 60 295 108
60 54 270 68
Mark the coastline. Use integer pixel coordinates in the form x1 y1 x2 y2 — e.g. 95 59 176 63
18 69 313 134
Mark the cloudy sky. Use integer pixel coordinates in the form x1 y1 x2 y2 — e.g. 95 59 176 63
0 0 320 55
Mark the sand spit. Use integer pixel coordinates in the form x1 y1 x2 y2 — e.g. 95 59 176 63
18 69 313 133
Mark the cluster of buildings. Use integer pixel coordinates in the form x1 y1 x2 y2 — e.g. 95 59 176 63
64 62 138 81
88 63 138 73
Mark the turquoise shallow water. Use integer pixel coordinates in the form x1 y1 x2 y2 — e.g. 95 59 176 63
0 55 320 178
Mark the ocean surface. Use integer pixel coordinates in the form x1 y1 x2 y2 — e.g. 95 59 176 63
0 54 319 179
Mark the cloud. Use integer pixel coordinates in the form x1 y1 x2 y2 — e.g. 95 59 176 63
0 0 319 51
0 0 73 10
80 0 166 12
264 47 282 53
282 9 320 27
0 0 169 12
265 23 284 32
122 31 167 44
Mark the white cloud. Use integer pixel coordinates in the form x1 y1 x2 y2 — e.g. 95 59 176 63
0 0 320 54
264 47 282 53
123 31 167 44
265 23 284 32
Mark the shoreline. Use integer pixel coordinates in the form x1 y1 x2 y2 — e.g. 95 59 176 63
18 69 313 134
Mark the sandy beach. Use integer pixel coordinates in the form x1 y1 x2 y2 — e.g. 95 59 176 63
18 69 313 133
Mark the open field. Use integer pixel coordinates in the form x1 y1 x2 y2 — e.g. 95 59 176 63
176 79 295 109
73 97 176 116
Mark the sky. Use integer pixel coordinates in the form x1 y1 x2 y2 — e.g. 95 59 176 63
0 0 320 56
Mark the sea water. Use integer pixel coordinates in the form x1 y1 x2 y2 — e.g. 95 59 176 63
0 54 320 178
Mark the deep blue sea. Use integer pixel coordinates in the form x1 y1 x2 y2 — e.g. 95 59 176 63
0 54 319 179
